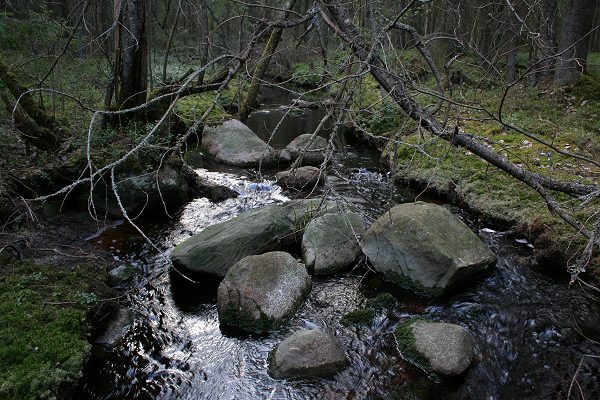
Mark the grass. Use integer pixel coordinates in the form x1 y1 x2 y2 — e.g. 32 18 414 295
0 260 102 400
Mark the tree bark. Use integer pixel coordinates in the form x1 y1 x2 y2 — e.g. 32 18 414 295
115 0 149 110
0 60 67 151
239 0 296 121
162 0 181 83
554 0 596 86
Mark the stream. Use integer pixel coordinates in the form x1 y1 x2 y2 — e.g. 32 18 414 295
80 95 600 399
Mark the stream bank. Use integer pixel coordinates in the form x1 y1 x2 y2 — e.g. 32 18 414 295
77 100 600 399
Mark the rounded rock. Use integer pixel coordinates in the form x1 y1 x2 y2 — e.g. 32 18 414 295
268 329 349 379
217 251 312 334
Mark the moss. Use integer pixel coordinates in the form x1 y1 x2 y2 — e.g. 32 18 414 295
386 270 444 298
290 62 323 88
366 292 397 309
0 260 96 399
379 79 599 270
340 307 375 326
394 318 434 375
567 66 600 101
174 92 232 126
219 305 273 334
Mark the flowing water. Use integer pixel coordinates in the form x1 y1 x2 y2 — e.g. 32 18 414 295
81 99 600 400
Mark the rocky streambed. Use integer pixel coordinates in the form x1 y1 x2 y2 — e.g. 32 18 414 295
80 107 600 399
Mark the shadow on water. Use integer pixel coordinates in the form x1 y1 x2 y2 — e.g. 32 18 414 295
80 91 600 400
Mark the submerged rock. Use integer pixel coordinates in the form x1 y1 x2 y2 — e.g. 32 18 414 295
95 308 134 349
202 119 276 167
268 329 348 379
395 320 475 376
171 199 338 278
361 202 496 296
107 264 136 287
302 211 366 274
280 134 328 166
217 252 312 334
276 166 325 190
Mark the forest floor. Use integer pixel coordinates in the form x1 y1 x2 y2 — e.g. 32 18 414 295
0 207 117 399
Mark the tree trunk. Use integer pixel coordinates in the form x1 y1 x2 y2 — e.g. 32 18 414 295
0 60 67 151
162 0 181 83
115 0 149 110
533 0 558 83
197 1 210 85
239 0 296 121
554 0 596 86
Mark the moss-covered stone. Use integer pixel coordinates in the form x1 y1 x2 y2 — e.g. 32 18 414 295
386 270 444 298
394 318 433 375
216 252 312 334
218 305 274 334
365 292 397 309
340 307 375 326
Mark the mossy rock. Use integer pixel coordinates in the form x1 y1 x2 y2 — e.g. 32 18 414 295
395 319 475 377
216 252 312 334
341 308 376 326
366 292 397 309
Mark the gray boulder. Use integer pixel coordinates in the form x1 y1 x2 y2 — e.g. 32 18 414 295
202 119 276 167
396 320 475 376
302 211 366 274
361 202 496 296
171 199 339 278
268 329 348 379
280 134 328 166
217 252 312 333
276 166 325 190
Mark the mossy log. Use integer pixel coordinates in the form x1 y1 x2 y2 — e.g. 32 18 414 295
0 59 68 152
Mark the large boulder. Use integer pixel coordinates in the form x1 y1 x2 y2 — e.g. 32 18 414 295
86 165 190 218
268 329 348 379
302 211 366 274
276 166 325 190
171 199 339 278
280 134 328 166
81 157 236 219
202 119 277 167
361 202 496 296
217 252 312 333
395 320 475 376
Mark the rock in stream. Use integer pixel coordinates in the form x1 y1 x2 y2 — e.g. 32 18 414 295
361 202 496 296
216 251 312 334
268 329 349 379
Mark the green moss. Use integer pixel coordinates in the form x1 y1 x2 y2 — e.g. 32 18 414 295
395 318 433 375
291 62 323 87
386 270 443 298
340 307 375 326
366 292 397 309
175 92 232 126
567 72 600 101
0 260 96 400
219 305 273 334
